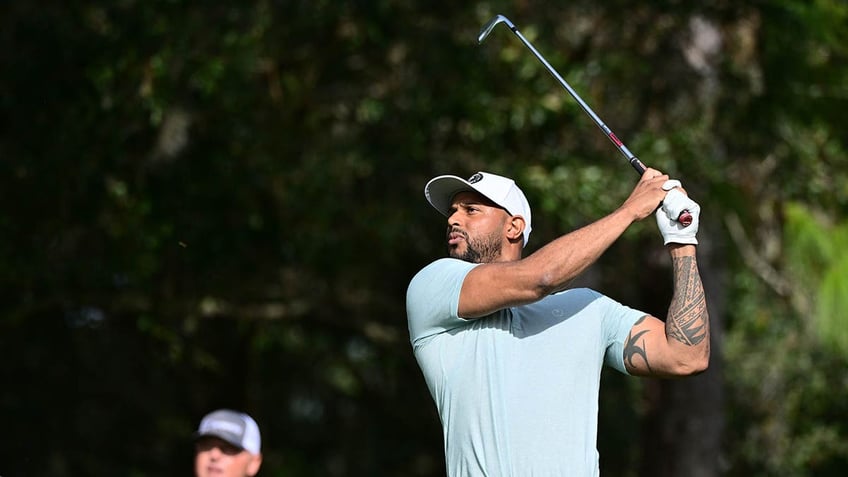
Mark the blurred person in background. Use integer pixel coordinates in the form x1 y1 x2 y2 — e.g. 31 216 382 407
194 409 263 477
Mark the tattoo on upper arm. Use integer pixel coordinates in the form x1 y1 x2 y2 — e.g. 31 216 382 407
668 255 708 346
624 316 652 373
623 256 708 374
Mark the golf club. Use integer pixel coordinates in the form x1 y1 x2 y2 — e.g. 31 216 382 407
478 14 693 226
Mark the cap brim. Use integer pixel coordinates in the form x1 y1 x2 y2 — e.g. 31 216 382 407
194 431 245 451
425 175 476 217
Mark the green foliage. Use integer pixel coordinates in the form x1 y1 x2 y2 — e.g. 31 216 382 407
784 202 848 354
719 0 848 473
724 295 848 476
3 0 848 476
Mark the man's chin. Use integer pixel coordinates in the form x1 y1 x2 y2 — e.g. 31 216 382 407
448 249 478 263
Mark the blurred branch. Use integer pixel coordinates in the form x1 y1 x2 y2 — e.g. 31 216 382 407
724 211 793 299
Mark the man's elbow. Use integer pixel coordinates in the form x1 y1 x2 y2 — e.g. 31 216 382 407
535 270 563 297
676 352 710 376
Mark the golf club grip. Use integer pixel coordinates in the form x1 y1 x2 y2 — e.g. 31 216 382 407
631 157 693 226
677 211 693 226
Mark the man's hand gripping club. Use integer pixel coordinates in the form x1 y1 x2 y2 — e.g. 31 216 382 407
656 180 700 245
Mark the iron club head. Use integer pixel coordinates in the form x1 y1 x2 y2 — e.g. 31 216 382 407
478 14 515 43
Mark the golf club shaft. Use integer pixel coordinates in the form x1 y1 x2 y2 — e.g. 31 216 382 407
479 15 692 226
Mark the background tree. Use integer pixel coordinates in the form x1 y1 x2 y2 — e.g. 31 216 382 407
1 1 847 476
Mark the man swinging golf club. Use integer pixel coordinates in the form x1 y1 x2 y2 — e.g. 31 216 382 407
406 168 709 476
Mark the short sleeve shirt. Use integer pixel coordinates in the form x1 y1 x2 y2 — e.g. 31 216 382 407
406 258 645 476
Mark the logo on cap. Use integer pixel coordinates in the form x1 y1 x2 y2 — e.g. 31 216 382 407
468 172 483 184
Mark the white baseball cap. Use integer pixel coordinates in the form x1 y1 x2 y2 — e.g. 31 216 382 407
425 171 532 246
195 409 262 455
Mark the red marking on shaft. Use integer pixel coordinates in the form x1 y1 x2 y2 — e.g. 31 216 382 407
609 133 623 147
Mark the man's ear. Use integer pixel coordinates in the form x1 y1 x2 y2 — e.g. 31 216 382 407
247 453 263 476
506 216 526 242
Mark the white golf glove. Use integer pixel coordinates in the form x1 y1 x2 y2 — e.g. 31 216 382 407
655 180 700 245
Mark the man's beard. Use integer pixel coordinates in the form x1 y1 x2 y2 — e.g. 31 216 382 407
448 228 503 264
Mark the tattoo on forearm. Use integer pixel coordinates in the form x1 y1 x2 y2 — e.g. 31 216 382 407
668 255 708 346
624 316 653 372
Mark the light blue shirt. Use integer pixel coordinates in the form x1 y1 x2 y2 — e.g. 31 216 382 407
407 258 645 477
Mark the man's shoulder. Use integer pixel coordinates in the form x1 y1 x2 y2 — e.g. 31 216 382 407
406 258 476 303
411 257 476 283
424 256 474 270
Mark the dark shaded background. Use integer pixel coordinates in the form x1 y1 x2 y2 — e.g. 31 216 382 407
2 1 847 476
